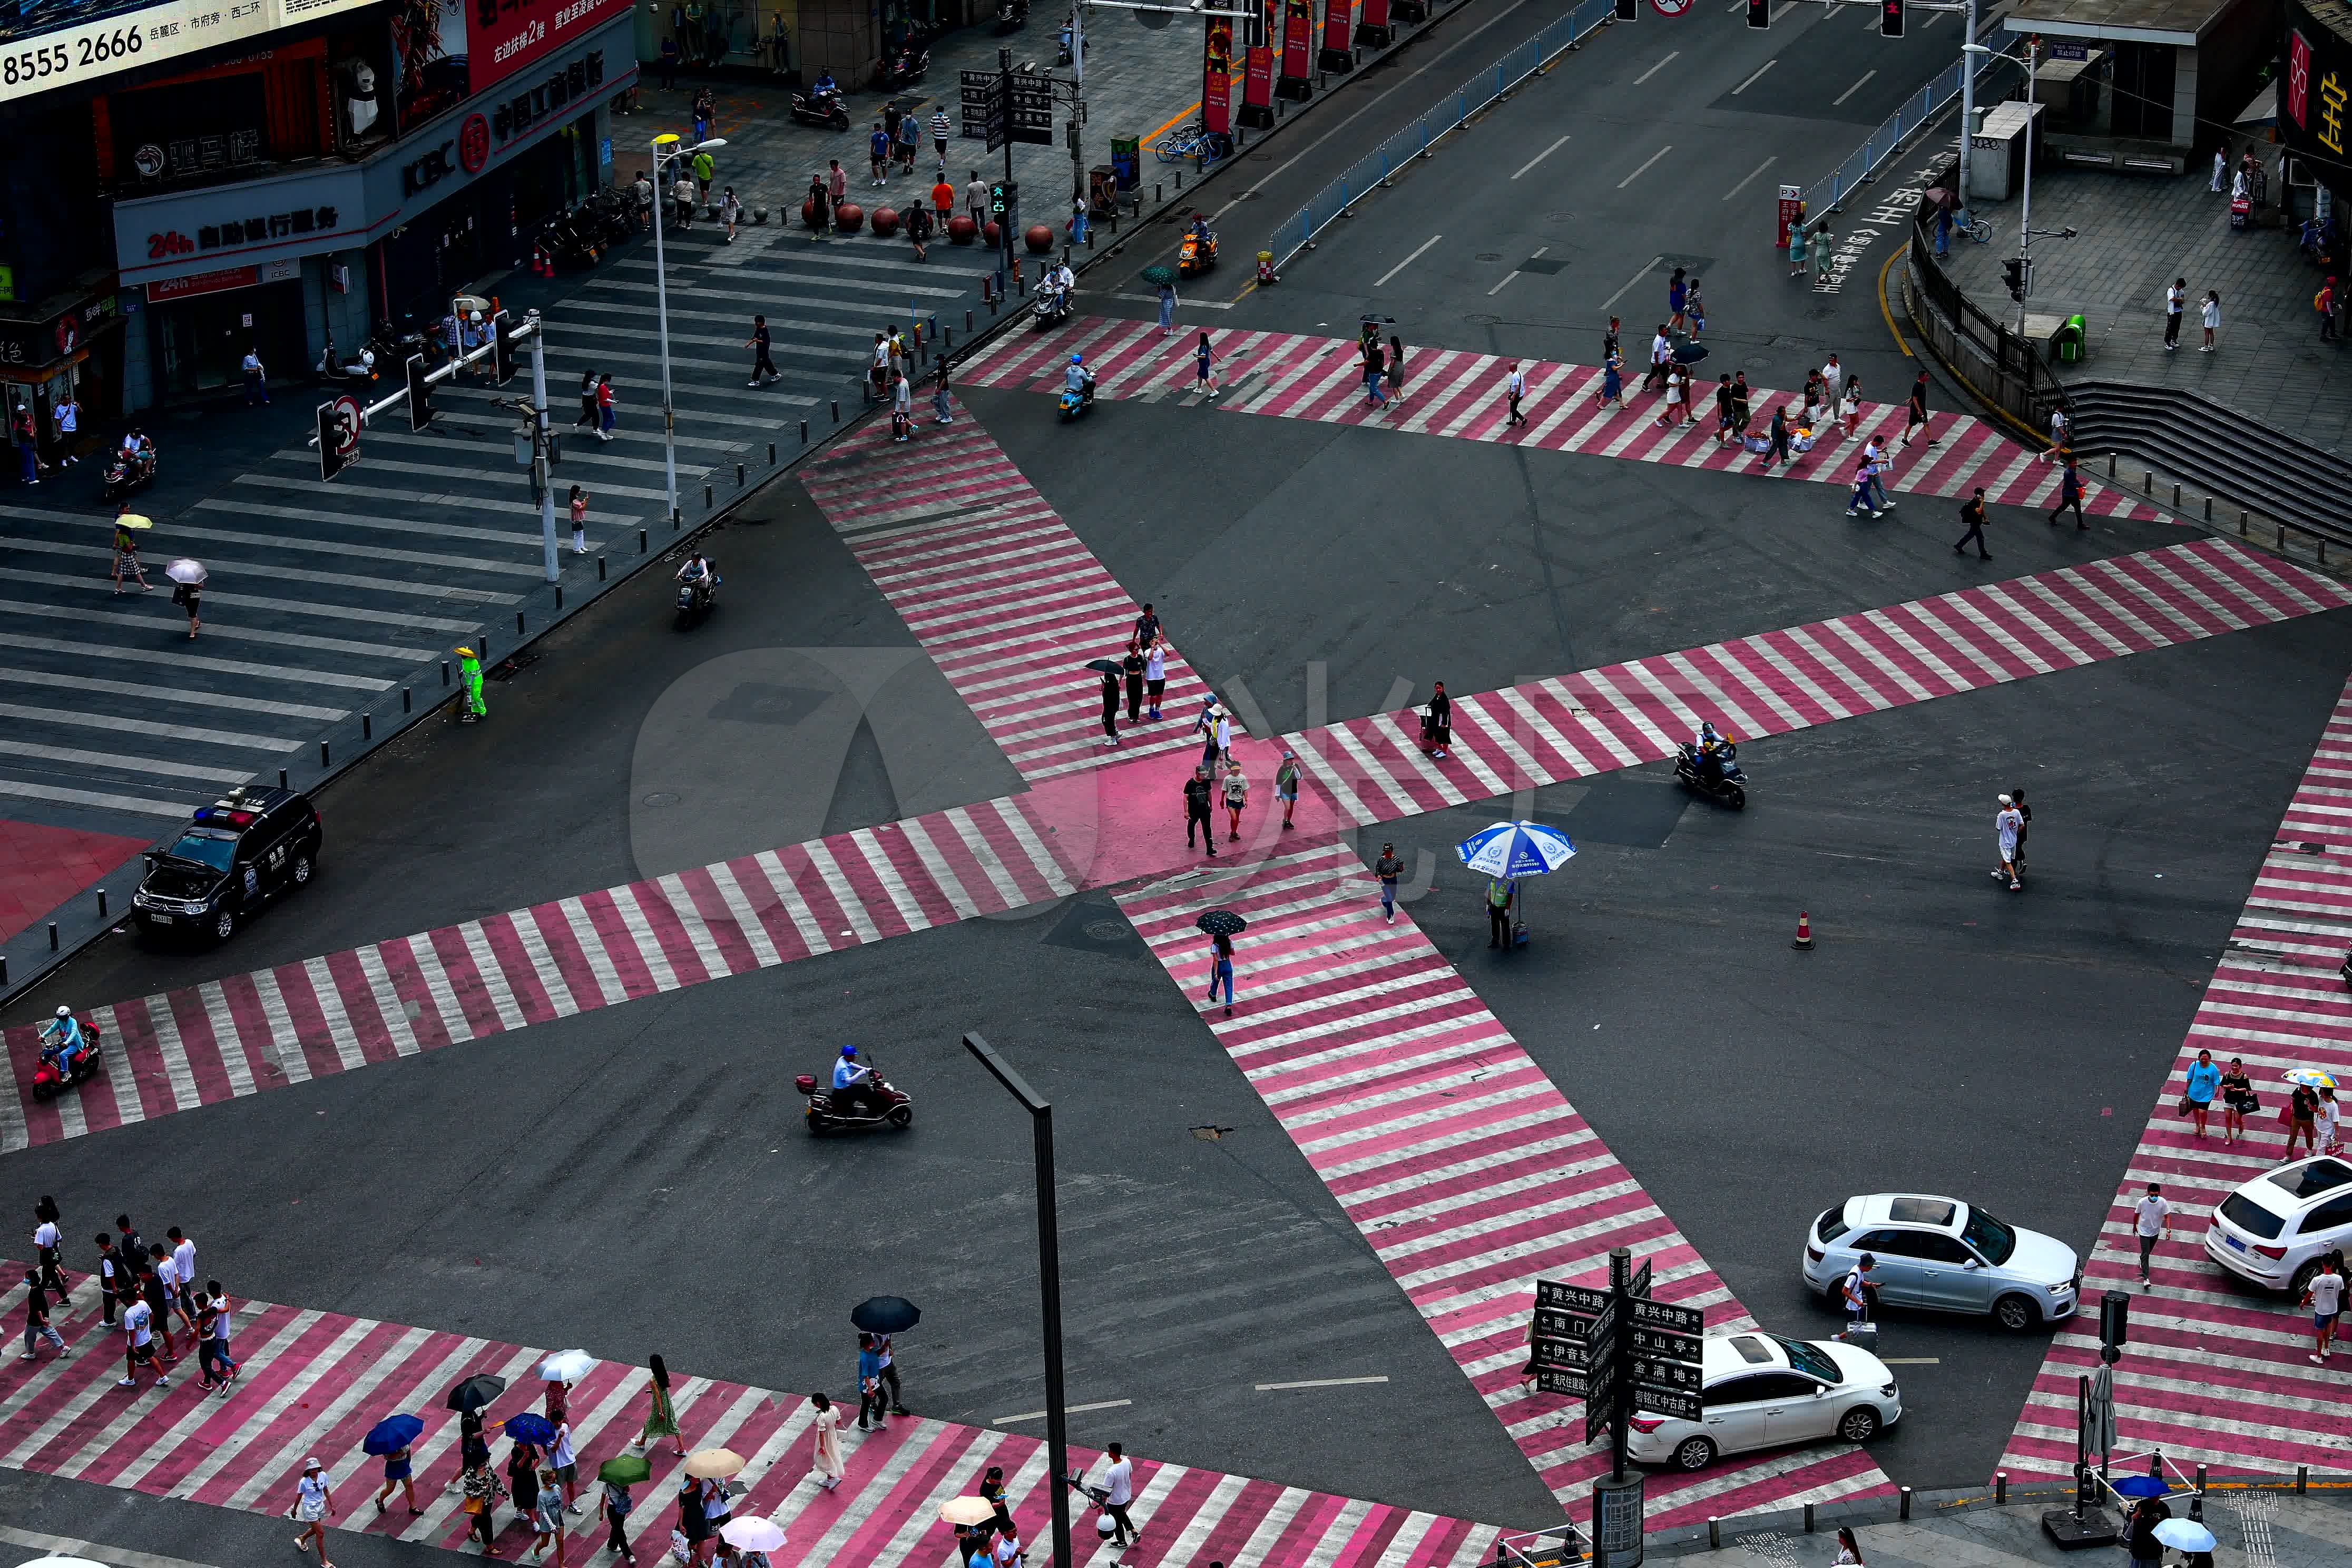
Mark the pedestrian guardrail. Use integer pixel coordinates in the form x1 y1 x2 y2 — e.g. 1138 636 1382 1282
1799 34 2025 218
1271 0 1619 270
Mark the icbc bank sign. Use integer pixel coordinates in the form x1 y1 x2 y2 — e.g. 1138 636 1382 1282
470 0 627 94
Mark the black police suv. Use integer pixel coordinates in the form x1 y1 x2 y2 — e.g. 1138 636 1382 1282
132 785 323 943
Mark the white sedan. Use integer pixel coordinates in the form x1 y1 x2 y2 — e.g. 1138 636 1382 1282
1626 1331 1900 1473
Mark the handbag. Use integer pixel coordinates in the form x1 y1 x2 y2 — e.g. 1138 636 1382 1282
2177 1095 2194 1116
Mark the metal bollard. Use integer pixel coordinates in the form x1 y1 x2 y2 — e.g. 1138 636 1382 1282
1 957 7 986
2144 470 2154 493
945 328 954 347
1176 171 1183 190
768 443 776 464
1708 1518 1721 1550
639 528 649 553
967 309 975 331
2106 453 2116 478
1995 1472 2007 1505
48 922 58 952
2297 1465 2308 1494
2172 483 2181 507
362 713 372 740
1900 1487 1913 1520
320 741 331 767
1802 1503 1815 1534
441 662 451 687
96 888 107 919
555 586 563 610
704 484 713 507
2279 524 2288 550
599 555 607 581
2239 511 2249 536
1155 182 1162 203
832 400 841 422
516 611 525 634
1087 228 1096 248
2191 1464 2207 1522
737 463 745 486
281 768 291 788
2202 495 2212 521
403 688 413 713
800 419 810 443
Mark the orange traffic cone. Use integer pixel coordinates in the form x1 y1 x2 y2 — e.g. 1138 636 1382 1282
1791 911 1815 952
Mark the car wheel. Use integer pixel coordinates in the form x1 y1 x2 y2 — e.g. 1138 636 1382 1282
1993 1292 2038 1332
211 908 235 942
1837 1406 1880 1444
2289 1258 2322 1296
291 854 313 889
1670 1436 1716 1472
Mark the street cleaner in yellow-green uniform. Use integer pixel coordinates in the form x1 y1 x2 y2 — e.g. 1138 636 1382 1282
454 645 486 722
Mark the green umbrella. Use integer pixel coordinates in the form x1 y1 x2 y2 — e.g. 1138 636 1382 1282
1140 264 1178 287
598 1455 652 1485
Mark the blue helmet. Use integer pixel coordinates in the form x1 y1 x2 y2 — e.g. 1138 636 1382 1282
1070 354 1083 365
840 1044 859 1059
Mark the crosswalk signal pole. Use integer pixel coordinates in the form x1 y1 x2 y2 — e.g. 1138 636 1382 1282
652 132 683 528
528 310 557 584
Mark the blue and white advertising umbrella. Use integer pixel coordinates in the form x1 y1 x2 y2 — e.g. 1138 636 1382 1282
1456 820 1577 878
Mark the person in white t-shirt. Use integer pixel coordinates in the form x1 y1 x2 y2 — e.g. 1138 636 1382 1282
2132 1183 2171 1289
118 1296 170 1390
32 1206 68 1296
1096 1443 1137 1546
2301 1257 2343 1362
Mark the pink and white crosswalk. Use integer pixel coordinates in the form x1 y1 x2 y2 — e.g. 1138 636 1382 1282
960 316 2162 521
7 540 2342 1155
799 404 1227 780
1117 844 1894 1527
0 1281 1504 1568
1995 675 2352 1479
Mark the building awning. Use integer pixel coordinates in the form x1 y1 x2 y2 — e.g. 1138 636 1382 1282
2001 0 2239 46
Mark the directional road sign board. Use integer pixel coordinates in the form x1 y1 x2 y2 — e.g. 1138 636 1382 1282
1628 1298 1704 1336
1535 1367 1590 1399
1629 1258 1653 1300
1532 1331 1615 1371
1584 1387 1616 1445
1630 1385 1703 1422
1537 1280 1610 1317
1629 1325 1701 1363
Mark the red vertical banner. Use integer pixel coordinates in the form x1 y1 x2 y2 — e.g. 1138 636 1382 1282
1355 0 1392 50
1202 18 1235 136
1317 0 1354 72
1277 0 1315 99
1240 0 1276 127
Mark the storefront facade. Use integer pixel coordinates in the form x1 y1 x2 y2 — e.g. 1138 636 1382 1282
111 12 636 408
2281 0 2352 219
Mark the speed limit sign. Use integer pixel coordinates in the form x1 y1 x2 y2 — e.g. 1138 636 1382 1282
317 395 362 482
1650 0 1692 13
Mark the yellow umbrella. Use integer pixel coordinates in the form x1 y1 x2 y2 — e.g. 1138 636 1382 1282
939 1497 998 1526
683 1447 746 1478
115 514 153 530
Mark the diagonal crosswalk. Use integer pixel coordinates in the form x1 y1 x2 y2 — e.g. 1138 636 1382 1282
0 225 992 835
1997 675 2352 1478
4 537 2339 1154
799 400 1230 780
0 1280 1504 1568
1116 845 1894 1529
960 316 2165 522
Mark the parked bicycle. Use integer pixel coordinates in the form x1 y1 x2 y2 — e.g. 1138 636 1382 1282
1154 124 1233 168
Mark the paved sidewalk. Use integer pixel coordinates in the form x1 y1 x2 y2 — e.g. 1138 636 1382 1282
1937 169 2352 450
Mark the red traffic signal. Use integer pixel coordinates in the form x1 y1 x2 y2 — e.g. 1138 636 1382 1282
1747 0 1768 25
1881 0 1904 35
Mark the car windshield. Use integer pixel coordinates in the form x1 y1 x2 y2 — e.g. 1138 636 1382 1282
162 831 236 873
2266 1158 2352 1200
1959 1205 2017 1265
2221 1192 2286 1239
1773 1336 1839 1383
1816 1209 1850 1243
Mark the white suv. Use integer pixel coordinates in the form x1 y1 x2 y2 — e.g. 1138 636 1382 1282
1804 1193 2081 1332
2204 1156 2352 1294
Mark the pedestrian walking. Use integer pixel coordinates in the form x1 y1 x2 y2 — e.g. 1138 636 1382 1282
1861 436 1894 511
241 348 269 405
721 186 741 242
1730 372 1752 438
1143 639 1167 719
2287 1082 2320 1159
54 389 79 466
1375 844 1403 922
2200 290 2220 351
1221 759 1249 841
1198 701 1232 768
1643 325 1671 393
965 170 988 227
372 1431 419 1517
1712 373 1736 444
1275 749 1300 829
1097 666 1122 747
1595 351 1626 410
291 1457 339 1567
1815 226 1835 287
2302 1255 2343 1362
1156 280 1177 335
1359 332 1386 408
2163 278 2184 349
1787 220 1808 277
872 1330 907 1414
596 375 616 441
906 200 932 261
507 1437 542 1532
1134 602 1161 648
930 107 952 173
137 1262 180 1362
1503 361 1527 426
2048 453 2085 529
932 359 954 426
1195 330 1220 398
897 113 921 174
1667 267 1688 334
569 486 588 554
891 369 914 438
1835 381 1860 441
93 1233 123 1327
1848 453 1883 520
1122 639 1146 722
1423 680 1452 758
1099 1443 1140 1545
806 174 831 238
603 1477 638 1564
32 1198 70 1297
111 509 151 593
1900 370 1936 446
2211 148 2228 192
636 1355 686 1455
1183 767 1217 857
2124 1496 2168 1568
692 86 716 142
2319 276 2339 341
2220 1057 2255 1145
1934 203 1953 257
14 408 45 485
196 1281 238 1392
827 159 848 212
2042 404 2068 459
19 1271 67 1361
460 1461 506 1555
1485 876 1515 948
2132 1181 2171 1288
1765 404 1791 468
931 175 956 233
576 369 599 428
1952 487 1990 557
2320 1085 2344 1154
809 1391 845 1492
2182 1048 2221 1139
1839 1254 1876 1330
691 145 715 203
532 1469 569 1567
673 171 697 229
1602 315 1621 364
1995 792 2023 890
1686 276 1706 339
2008 787 2031 871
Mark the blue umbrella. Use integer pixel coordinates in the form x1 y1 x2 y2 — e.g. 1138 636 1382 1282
1456 821 1577 878
502 1412 556 1446
365 1414 424 1455
2110 1476 2172 1498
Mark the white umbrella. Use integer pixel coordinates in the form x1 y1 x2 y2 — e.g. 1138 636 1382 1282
939 1496 999 1525
720 1517 787 1552
164 557 206 585
538 1349 594 1382
2153 1521 2216 1553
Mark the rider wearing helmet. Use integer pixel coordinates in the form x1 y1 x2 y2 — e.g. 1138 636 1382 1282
1064 354 1089 397
39 1006 86 1078
831 1044 877 1115
1693 720 1727 783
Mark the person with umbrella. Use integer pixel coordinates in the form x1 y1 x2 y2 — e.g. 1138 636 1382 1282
597 1455 649 1563
1457 820 1577 948
111 509 152 594
1099 662 1122 748
1146 269 1178 334
636 1355 686 1456
852 1298 920 1412
1198 910 1243 1017
167 558 204 638
366 1415 425 1516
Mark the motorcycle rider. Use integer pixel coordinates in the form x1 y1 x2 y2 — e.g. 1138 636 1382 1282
811 66 839 98
1187 211 1213 250
38 1007 86 1081
831 1044 880 1117
1692 721 1728 786
1063 353 1091 401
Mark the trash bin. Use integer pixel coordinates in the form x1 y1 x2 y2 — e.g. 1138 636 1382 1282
1089 165 1118 215
1110 136 1140 191
2055 313 2086 364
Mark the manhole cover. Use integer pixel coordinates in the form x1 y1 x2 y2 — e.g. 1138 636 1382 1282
640 790 682 808
1545 210 1575 221
1463 312 1502 324
1249 152 1273 161
1743 356 1772 369
1083 918 1129 942
1474 251 1502 262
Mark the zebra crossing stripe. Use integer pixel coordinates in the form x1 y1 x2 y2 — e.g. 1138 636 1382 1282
1116 844 1895 1527
1995 674 2352 1479
0 1285 1504 1568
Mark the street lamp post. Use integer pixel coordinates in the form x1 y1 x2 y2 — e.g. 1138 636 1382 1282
2014 35 2039 334
1957 0 1978 214
963 1033 1072 1568
649 132 727 528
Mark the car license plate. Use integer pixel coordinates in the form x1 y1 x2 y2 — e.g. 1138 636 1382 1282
2226 1234 2246 1253
145 913 170 925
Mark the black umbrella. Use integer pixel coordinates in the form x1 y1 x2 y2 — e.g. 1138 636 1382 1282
1084 658 1123 674
851 1296 923 1333
446 1372 507 1412
1195 909 1247 937
1673 341 1710 366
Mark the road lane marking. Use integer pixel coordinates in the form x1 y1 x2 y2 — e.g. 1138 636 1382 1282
1601 255 1665 311
1880 1357 1942 1365
1732 60 1776 94
1512 134 1573 180
1488 246 1548 296
0 1525 227 1568
1721 155 1779 201
1617 146 1672 189
994 1398 1133 1424
1376 233 1445 287
1110 292 1235 308
1634 50 1680 85
1256 1376 1393 1390
1834 68 1877 105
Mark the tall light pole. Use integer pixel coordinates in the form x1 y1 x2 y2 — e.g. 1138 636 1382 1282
527 311 555 582
2014 35 2038 335
649 131 727 528
1957 0 1978 213
963 1033 1072 1568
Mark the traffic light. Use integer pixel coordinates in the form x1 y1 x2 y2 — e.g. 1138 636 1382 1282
491 310 518 385
987 180 1011 219
406 354 434 430
1615 0 1637 17
1880 0 1903 35
2098 1289 2129 1362
1747 0 1769 27
316 401 353 483
2002 257 2030 301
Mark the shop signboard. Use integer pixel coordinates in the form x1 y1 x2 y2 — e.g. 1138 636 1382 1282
2282 5 2352 189
391 0 631 131
0 0 370 106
